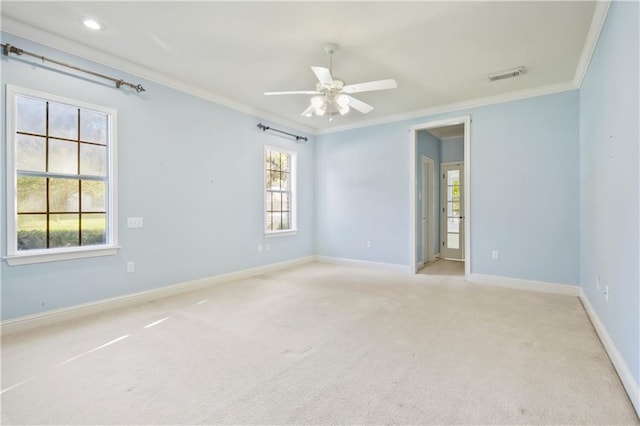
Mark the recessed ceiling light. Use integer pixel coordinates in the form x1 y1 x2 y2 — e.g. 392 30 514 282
82 19 102 31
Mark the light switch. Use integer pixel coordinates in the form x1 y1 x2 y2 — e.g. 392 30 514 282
127 217 143 228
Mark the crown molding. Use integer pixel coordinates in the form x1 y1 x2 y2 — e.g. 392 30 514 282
0 18 316 135
573 0 611 87
316 81 577 135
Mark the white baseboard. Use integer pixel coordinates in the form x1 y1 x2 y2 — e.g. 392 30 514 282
470 273 580 297
314 255 411 274
1 256 314 336
580 289 639 416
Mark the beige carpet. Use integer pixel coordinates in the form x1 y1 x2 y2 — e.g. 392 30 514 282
1 262 637 425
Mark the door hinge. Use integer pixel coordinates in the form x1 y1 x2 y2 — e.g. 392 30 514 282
443 241 445 246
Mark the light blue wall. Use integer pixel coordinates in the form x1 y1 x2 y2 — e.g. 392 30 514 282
416 131 441 263
441 137 464 162
316 90 580 285
579 1 639 385
1 33 314 320
314 122 409 264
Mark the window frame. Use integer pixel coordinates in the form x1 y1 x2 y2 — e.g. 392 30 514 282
264 145 297 237
4 84 119 265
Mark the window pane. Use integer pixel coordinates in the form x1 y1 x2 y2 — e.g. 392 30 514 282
49 214 79 248
16 95 46 135
49 102 78 140
265 212 273 231
280 153 290 172
282 193 289 211
49 139 78 174
280 172 289 190
49 178 79 212
17 176 47 213
80 109 107 144
447 186 460 203
273 212 282 231
447 233 459 249
447 202 460 217
447 170 460 186
81 180 106 212
448 218 460 233
281 212 290 230
266 192 272 211
82 213 106 245
79 143 107 176
16 135 46 172
271 212 283 230
17 214 47 250
272 192 282 212
267 151 279 172
266 151 272 169
267 170 280 190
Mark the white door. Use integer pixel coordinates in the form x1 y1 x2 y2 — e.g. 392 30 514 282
441 162 464 260
421 156 435 263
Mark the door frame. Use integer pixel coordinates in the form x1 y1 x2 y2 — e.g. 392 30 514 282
409 115 471 279
440 161 465 261
421 155 436 265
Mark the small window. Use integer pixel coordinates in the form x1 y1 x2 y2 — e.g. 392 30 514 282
264 146 297 235
5 85 118 265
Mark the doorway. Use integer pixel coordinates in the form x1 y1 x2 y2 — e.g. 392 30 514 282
409 116 471 278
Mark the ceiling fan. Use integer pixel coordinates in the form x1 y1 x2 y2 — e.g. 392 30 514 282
264 44 398 119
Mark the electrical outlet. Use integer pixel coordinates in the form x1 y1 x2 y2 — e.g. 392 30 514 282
367 241 372 249
127 261 135 273
258 244 263 252
604 286 609 302
492 250 499 260
596 274 600 290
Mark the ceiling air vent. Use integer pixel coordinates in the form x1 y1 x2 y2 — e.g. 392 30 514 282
488 66 525 82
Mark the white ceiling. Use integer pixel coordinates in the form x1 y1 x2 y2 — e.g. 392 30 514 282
1 1 599 134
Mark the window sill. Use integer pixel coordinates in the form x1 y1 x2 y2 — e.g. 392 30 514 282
4 245 120 266
264 230 298 238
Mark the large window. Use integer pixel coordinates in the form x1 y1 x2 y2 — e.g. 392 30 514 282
5 85 118 265
264 146 297 235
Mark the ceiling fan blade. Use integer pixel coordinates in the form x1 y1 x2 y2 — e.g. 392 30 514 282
311 66 334 86
342 79 398 94
345 95 374 114
301 105 315 117
264 90 321 96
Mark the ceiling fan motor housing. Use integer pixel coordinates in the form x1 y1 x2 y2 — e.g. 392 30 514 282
264 42 396 118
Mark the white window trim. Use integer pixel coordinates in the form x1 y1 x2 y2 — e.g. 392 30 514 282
264 145 297 237
4 84 119 265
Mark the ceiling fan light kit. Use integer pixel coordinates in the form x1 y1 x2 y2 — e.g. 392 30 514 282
264 44 398 120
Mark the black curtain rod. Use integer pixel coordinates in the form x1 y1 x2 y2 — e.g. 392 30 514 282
257 123 308 142
2 43 146 93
